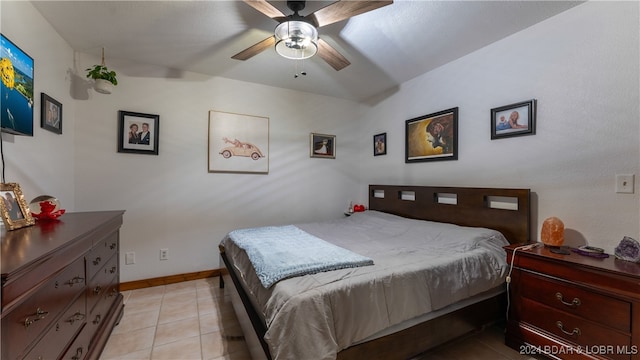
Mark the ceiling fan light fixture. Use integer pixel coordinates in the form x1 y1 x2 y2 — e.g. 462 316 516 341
274 20 318 60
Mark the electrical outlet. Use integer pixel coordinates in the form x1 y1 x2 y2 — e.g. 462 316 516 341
125 252 135 265
160 248 169 261
616 174 635 194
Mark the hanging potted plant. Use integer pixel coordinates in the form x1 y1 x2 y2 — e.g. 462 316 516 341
86 48 117 94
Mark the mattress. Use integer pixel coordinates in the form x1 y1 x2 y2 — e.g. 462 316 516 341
220 210 510 360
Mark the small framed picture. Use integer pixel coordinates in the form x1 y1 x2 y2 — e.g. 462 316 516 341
41 93 62 134
0 182 35 230
405 107 458 163
491 99 536 139
310 133 335 159
373 132 387 156
118 111 160 155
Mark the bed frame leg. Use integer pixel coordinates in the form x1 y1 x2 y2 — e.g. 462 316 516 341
219 275 225 289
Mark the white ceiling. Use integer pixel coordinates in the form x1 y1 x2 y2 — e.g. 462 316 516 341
31 0 583 102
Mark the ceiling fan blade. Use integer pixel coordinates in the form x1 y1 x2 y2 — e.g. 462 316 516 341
232 36 276 60
308 1 393 28
242 0 287 20
317 39 350 71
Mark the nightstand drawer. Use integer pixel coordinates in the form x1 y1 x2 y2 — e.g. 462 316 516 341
520 297 630 355
520 271 631 332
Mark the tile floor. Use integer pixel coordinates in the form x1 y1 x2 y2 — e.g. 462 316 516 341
100 277 250 360
100 278 540 360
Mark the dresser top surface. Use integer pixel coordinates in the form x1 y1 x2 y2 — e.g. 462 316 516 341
505 243 640 279
1 211 124 278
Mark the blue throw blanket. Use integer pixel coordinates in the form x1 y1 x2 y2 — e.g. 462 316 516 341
229 225 374 288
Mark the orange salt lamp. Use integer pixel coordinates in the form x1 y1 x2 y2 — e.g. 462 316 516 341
541 217 564 247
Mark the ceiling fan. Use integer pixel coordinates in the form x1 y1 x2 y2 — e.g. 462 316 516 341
232 0 393 71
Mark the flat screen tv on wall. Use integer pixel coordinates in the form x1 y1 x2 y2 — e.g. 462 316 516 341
1 34 34 136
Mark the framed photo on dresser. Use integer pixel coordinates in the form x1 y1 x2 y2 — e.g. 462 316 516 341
0 182 34 230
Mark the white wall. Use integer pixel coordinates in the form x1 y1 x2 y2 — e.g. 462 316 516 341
0 1 76 208
357 1 640 251
73 70 365 281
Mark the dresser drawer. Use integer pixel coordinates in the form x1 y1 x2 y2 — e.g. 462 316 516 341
519 297 630 357
1 257 85 360
520 271 631 333
86 279 119 349
59 324 92 360
86 233 118 280
22 295 87 360
87 254 118 313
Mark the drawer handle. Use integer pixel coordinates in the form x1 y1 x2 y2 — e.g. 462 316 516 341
66 276 85 286
66 312 86 325
24 308 49 328
556 321 581 337
93 256 102 266
556 292 581 308
110 242 117 250
109 288 118 297
93 314 102 325
109 266 117 274
71 346 84 360
93 286 102 294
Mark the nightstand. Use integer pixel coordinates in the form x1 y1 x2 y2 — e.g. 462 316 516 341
505 244 640 360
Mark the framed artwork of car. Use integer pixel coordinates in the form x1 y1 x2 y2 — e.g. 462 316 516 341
208 110 269 174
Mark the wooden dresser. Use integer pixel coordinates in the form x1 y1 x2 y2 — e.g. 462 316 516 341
1 211 125 360
505 244 640 360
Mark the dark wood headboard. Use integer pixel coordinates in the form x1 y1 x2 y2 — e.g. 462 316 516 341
368 185 531 244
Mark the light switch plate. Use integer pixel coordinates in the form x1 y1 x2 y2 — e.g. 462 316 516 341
125 251 135 265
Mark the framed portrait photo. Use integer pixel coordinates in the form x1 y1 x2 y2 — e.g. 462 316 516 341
0 182 35 230
491 99 536 139
405 107 458 163
118 111 160 155
41 93 62 134
373 132 387 156
310 133 335 159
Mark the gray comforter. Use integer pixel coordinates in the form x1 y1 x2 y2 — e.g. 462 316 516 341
220 210 509 360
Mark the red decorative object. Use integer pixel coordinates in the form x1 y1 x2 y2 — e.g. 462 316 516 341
541 216 564 247
353 204 366 212
31 200 65 221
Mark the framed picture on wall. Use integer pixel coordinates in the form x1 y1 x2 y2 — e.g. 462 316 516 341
491 99 536 139
373 132 387 156
310 133 336 159
208 110 269 174
405 107 458 163
117 111 160 155
41 93 62 134
0 182 35 230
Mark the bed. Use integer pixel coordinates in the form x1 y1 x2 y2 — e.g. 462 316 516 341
218 185 531 360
